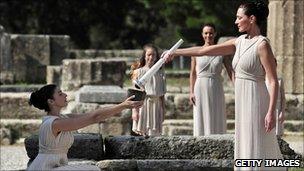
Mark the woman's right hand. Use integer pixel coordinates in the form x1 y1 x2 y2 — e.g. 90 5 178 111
161 50 174 63
121 95 143 109
189 93 196 105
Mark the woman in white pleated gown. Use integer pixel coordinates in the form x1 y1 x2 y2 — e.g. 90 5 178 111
27 84 143 170
164 2 285 170
190 24 234 136
131 44 166 136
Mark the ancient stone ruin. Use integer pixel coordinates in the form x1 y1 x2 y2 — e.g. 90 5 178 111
1 1 303 170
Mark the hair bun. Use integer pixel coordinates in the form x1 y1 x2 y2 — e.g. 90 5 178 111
254 1 269 19
29 91 37 106
29 90 44 110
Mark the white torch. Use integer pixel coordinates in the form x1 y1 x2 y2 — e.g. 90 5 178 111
133 39 184 89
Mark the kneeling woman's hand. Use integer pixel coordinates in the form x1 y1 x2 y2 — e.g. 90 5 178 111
121 95 143 109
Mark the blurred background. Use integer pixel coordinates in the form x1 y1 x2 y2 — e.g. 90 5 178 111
0 0 267 49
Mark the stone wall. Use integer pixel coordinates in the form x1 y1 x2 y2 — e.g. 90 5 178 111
61 59 126 91
0 32 70 84
163 92 303 120
0 25 13 84
10 34 50 83
267 0 304 94
0 92 44 119
69 49 142 59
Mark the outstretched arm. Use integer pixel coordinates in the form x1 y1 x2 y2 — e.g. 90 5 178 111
165 38 237 62
52 96 143 136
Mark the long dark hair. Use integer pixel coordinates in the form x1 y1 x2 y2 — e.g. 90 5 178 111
29 84 57 112
130 44 160 80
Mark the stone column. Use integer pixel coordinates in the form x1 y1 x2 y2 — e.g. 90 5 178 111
267 0 304 94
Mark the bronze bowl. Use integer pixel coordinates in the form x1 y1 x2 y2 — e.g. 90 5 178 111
127 88 146 101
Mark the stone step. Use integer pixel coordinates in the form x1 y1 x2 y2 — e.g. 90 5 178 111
25 133 103 161
0 119 41 144
24 134 301 163
1 119 303 145
75 85 127 104
1 91 302 121
103 135 301 161
162 119 304 136
0 84 44 92
0 92 44 119
96 159 233 171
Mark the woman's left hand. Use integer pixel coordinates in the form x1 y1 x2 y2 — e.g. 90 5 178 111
264 112 275 132
122 96 144 109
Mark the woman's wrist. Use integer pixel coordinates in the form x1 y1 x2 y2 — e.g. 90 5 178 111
267 110 275 116
118 102 127 110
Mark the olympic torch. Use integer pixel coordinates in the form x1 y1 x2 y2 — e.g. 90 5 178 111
127 39 184 101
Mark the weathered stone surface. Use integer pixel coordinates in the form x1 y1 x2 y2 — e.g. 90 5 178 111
68 103 132 135
104 135 302 161
49 35 70 65
285 94 304 120
69 49 142 59
174 94 192 118
162 119 303 136
0 127 11 145
0 119 41 143
268 0 304 94
76 85 127 104
0 26 13 84
104 135 235 160
0 92 44 119
10 34 50 83
164 92 302 120
225 94 235 119
0 84 42 92
162 120 193 136
46 65 62 86
99 111 132 136
97 159 138 171
164 93 234 120
97 159 233 171
61 58 126 91
24 133 104 160
277 137 303 160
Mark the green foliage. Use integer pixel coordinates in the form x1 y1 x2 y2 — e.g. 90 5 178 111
0 0 267 49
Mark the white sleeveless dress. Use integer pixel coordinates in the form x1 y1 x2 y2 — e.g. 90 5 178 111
27 115 99 170
232 34 285 171
132 67 166 136
193 56 226 136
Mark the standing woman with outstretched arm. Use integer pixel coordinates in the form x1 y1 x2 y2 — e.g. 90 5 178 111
164 2 285 170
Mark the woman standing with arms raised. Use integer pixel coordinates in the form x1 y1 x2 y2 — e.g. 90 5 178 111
164 2 285 170
190 23 233 136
